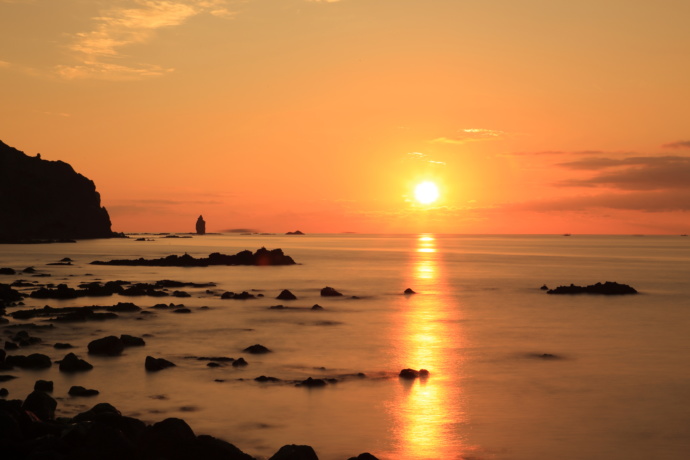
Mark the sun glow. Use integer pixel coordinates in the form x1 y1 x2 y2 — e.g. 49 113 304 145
414 181 440 205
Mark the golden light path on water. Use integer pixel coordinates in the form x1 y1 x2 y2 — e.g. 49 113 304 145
387 234 472 459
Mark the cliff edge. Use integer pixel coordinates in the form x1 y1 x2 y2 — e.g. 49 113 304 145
0 141 117 241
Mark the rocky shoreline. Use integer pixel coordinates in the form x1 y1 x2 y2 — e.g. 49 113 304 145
0 390 377 460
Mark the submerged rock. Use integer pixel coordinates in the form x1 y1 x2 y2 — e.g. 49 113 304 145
69 385 100 397
145 356 176 371
59 352 94 372
320 286 342 297
243 344 271 354
276 289 297 300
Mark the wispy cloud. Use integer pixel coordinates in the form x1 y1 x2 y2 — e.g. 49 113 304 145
557 155 690 191
406 152 446 166
0 60 11 68
511 190 690 213
57 0 237 80
431 128 505 144
506 150 610 156
662 140 690 150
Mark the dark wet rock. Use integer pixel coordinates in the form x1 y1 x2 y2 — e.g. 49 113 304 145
196 215 206 235
34 380 54 392
107 302 141 312
298 377 327 387
399 368 429 379
528 353 562 360
173 290 191 298
121 284 169 297
311 304 324 310
145 356 176 371
546 281 638 295
540 284 549 290
69 385 100 397
347 453 379 460
269 444 319 460
270 304 286 309
22 390 57 421
221 291 256 300
54 342 74 349
155 280 216 289
0 267 16 275
0 283 24 304
195 434 256 460
403 288 416 294
6 353 52 369
0 388 7 397
173 308 192 313
285 230 304 235
4 341 19 351
207 362 221 368
23 266 36 273
255 375 281 382
277 289 297 300
88 336 124 355
232 358 248 367
321 286 342 297
243 344 271 354
59 352 94 372
91 247 296 267
0 374 16 382
120 334 145 347
30 283 79 299
138 417 196 457
0 349 5 362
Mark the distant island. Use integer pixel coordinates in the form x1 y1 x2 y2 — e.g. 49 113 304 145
0 140 119 242
91 247 296 266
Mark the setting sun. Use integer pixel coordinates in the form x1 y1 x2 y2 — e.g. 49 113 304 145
415 181 440 205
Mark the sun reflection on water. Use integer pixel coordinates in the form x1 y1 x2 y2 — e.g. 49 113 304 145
389 234 468 459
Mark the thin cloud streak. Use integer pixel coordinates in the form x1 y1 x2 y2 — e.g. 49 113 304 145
431 128 505 144
662 140 690 149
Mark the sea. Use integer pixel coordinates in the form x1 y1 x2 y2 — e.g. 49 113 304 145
1 234 689 460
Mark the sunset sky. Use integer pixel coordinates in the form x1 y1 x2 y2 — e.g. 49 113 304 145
2 0 689 234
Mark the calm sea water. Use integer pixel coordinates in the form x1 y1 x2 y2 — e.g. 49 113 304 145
1 234 689 460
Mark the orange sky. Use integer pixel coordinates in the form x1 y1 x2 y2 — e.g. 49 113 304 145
2 0 689 234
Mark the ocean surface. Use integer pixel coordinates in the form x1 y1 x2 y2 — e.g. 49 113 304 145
1 234 689 460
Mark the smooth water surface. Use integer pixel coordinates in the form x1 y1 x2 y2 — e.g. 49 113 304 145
1 234 689 459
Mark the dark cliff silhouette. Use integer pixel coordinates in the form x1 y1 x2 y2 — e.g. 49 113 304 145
196 215 206 235
0 141 117 241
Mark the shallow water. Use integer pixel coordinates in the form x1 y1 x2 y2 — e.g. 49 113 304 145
1 234 689 459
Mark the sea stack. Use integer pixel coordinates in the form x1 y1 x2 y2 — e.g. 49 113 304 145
0 140 117 241
196 215 206 235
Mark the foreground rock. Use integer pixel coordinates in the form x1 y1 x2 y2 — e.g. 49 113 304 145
546 281 638 295
91 247 296 267
269 444 318 460
59 352 94 372
0 140 118 241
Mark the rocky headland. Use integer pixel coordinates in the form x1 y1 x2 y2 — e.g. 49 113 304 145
0 141 119 242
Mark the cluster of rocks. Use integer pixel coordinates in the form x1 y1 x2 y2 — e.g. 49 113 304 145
0 391 379 460
90 248 296 267
545 281 638 295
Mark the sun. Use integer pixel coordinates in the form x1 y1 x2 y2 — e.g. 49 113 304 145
414 181 440 205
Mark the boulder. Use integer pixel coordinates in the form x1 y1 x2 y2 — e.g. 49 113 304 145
59 352 93 372
347 454 379 460
137 417 196 459
6 353 52 369
311 304 324 310
298 377 327 387
399 368 429 379
320 286 342 297
403 288 416 294
269 444 319 460
22 390 57 421
145 356 175 372
276 289 297 300
33 380 53 392
88 336 124 355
